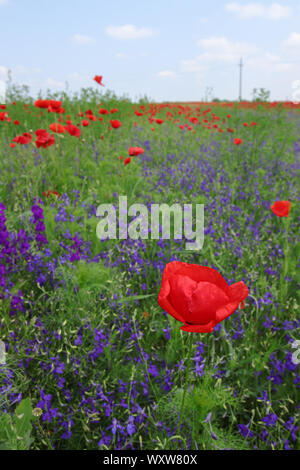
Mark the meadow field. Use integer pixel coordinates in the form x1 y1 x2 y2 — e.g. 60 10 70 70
0 84 299 450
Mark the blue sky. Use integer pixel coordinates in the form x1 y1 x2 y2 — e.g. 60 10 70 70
1 0 300 101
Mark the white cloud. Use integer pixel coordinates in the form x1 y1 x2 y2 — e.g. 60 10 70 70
115 52 130 60
156 70 176 78
105 24 156 39
44 78 65 89
72 34 94 45
283 32 300 50
0 0 8 5
196 36 259 62
13 65 42 75
180 58 208 73
225 2 291 20
246 53 293 72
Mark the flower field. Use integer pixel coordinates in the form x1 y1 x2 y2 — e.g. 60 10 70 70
0 82 299 450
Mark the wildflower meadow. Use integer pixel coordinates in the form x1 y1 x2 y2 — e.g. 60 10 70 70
0 78 299 451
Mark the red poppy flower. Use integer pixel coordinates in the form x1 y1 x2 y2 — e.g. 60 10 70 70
110 119 122 129
12 132 32 145
128 146 144 156
35 129 55 148
124 157 131 166
0 112 7 121
14 120 20 125
34 100 50 109
43 189 61 198
66 124 81 138
155 119 164 124
47 100 64 113
93 75 105 86
49 123 66 133
158 261 249 333
270 201 291 217
234 138 243 145
9 143 16 148
81 120 90 127
99 108 109 115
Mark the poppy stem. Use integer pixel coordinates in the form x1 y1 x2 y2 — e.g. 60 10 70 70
175 333 194 448
280 217 290 307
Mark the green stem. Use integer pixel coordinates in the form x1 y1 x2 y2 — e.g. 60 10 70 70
175 333 194 447
280 217 290 307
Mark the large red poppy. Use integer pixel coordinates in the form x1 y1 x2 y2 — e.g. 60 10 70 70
158 261 249 333
270 201 291 217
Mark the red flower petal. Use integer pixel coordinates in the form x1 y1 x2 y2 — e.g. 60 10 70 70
270 201 291 217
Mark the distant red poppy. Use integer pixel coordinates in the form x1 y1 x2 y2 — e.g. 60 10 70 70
124 157 131 166
14 120 20 125
35 129 55 148
110 119 122 129
66 124 81 138
270 201 291 217
155 119 164 124
94 75 105 86
128 146 144 156
43 190 61 198
34 100 50 109
81 120 90 127
99 108 109 115
49 123 66 133
12 132 32 145
47 101 64 113
234 138 243 145
9 143 16 148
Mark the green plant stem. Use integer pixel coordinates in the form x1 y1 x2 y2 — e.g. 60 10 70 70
280 217 291 306
175 333 194 448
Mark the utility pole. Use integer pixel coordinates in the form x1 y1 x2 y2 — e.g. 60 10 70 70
238 57 243 101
